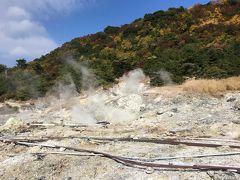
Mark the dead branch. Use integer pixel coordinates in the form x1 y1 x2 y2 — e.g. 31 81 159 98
2 136 240 149
52 136 240 149
125 152 240 161
2 136 240 161
33 150 240 162
28 123 87 128
7 140 240 172
32 151 103 157
182 137 240 143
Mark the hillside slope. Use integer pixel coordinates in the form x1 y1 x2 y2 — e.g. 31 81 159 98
0 0 240 100
1 74 240 179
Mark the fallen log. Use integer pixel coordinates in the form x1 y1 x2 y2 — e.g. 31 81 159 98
28 123 87 128
2 136 240 161
126 152 240 161
183 137 240 143
57 136 240 149
9 141 240 172
32 150 240 162
2 136 240 149
32 151 103 157
8 134 240 144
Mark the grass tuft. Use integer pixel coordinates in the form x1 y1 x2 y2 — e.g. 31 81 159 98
182 76 240 95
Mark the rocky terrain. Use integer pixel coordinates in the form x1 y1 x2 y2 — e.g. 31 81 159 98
0 70 240 180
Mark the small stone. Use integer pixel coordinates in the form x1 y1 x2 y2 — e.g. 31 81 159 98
35 154 45 161
37 176 46 180
59 147 66 152
232 120 240 124
65 177 72 180
0 170 4 177
233 101 240 110
156 111 165 115
145 167 154 174
140 106 145 112
171 107 178 113
207 171 236 180
227 97 236 102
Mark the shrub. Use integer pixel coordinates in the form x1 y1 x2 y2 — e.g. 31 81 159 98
16 89 30 101
0 64 7 74
104 26 120 34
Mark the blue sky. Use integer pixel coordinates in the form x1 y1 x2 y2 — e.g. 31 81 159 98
0 0 210 67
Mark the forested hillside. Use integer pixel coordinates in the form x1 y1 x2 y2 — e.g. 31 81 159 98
0 0 240 100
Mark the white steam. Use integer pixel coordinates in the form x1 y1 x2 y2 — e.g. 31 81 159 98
47 75 78 101
41 65 149 126
69 68 148 126
113 69 148 95
158 69 174 85
67 59 97 91
71 104 96 125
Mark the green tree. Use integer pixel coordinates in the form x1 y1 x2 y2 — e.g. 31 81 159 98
32 62 43 74
0 75 8 96
0 64 7 74
16 59 27 69
104 26 120 34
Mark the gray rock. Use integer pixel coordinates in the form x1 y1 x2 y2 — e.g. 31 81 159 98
156 111 166 115
171 107 178 113
169 127 192 134
117 94 143 112
0 117 27 132
227 97 236 102
233 101 240 110
207 171 237 180
36 176 46 180
232 120 240 124
64 177 72 180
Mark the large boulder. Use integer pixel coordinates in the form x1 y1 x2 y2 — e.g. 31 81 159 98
117 94 144 112
0 117 27 132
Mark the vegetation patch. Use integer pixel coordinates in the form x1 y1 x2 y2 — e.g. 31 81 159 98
0 0 240 100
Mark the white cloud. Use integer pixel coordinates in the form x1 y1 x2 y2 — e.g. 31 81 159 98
6 6 31 20
0 0 93 66
2 19 47 39
9 47 28 57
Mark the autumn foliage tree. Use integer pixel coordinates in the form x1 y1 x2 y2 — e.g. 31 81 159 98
1 0 240 100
